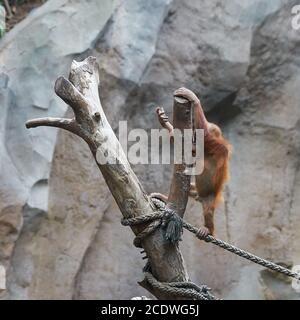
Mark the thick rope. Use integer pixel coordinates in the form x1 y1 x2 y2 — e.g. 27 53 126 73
121 211 163 248
144 272 216 300
151 198 300 281
121 205 218 300
121 197 300 299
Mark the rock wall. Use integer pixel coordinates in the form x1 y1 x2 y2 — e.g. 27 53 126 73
0 0 299 299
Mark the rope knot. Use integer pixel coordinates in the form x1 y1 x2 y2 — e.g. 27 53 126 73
151 197 183 244
199 284 211 294
144 271 218 300
163 210 183 243
121 195 300 292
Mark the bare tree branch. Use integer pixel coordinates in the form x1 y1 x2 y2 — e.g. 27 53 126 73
155 97 192 217
167 96 192 218
25 56 194 299
54 77 94 131
26 117 72 130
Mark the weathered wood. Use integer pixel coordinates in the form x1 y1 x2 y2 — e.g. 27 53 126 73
26 56 193 299
167 96 192 218
3 0 13 19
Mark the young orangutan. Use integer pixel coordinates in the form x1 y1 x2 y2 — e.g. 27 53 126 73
152 87 231 236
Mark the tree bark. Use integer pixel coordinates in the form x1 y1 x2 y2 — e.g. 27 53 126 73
167 96 193 218
3 0 13 19
26 56 193 300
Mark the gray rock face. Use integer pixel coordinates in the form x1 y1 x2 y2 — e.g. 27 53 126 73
225 2 300 299
1 0 299 299
0 0 117 299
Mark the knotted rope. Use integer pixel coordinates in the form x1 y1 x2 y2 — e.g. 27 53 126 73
121 201 217 299
121 197 300 299
144 272 216 300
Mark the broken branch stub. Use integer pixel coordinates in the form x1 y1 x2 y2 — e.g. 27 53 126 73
167 96 192 218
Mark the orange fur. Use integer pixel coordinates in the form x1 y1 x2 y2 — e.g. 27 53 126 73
190 100 231 235
165 87 232 235
204 131 231 207
194 125 231 235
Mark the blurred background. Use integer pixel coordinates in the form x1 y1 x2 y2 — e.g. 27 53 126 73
0 0 300 300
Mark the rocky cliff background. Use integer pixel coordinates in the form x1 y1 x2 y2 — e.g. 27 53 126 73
0 0 300 300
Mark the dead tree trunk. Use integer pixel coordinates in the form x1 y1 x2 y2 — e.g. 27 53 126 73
26 56 193 300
